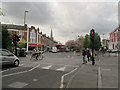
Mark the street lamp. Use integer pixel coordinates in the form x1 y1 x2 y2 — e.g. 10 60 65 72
24 10 29 40
103 33 105 40
24 11 29 26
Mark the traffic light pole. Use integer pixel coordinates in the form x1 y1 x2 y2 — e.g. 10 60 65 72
15 35 17 56
91 41 95 65
90 29 95 65
13 34 20 56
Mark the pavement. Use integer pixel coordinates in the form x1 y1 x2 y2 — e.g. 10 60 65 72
63 53 118 89
63 57 99 88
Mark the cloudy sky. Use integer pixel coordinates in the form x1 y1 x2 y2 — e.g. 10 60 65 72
1 0 119 44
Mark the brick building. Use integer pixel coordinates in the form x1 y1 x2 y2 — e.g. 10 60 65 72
109 26 120 50
2 24 56 51
101 39 109 49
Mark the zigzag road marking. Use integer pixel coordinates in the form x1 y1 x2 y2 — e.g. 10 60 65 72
56 67 66 72
41 65 52 70
2 64 40 77
0 64 24 73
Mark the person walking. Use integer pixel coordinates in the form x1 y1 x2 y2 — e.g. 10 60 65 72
91 49 96 65
87 48 91 62
82 49 87 64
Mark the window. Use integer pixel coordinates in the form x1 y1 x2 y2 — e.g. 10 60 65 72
30 39 32 43
118 32 120 37
30 30 36 43
23 32 24 35
19 31 22 36
32 39 33 43
2 50 10 56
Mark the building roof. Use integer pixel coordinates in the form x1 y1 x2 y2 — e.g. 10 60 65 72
2 24 25 30
110 26 120 34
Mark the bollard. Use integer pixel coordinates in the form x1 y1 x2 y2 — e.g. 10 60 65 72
21 48 26 57
16 48 20 57
74 51 76 55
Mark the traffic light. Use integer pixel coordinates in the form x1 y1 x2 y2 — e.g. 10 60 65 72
13 34 17 46
17 35 20 42
90 29 95 41
12 34 20 46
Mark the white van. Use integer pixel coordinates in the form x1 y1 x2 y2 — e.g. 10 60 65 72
52 47 57 53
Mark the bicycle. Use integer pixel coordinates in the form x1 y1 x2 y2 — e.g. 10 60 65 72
38 51 44 60
30 53 38 61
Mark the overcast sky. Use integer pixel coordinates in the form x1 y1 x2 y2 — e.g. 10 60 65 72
1 0 119 44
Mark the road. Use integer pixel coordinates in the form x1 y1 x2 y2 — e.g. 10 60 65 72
1 52 118 89
2 52 82 88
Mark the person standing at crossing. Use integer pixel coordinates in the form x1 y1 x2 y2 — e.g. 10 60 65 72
86 48 91 62
82 49 87 64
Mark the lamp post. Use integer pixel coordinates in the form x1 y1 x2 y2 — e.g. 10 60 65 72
24 10 29 40
103 33 105 40
24 11 29 26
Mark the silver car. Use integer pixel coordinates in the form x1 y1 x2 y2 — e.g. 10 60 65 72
0 49 20 67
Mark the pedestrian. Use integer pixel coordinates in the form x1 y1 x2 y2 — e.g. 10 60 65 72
87 48 91 62
82 49 87 64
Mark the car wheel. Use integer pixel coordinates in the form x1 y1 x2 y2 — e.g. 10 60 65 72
14 60 19 67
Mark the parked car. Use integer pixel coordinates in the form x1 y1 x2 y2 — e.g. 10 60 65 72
106 49 112 53
110 49 118 53
0 49 20 67
52 47 57 53
49 47 52 52
65 48 70 52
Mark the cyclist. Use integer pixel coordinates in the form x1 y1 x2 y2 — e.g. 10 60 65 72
30 47 37 60
36 48 40 60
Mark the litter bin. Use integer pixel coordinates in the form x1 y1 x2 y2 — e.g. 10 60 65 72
21 48 26 57
16 48 20 57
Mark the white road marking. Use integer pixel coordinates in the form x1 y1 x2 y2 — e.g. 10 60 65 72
28 64 40 71
102 69 111 71
101 64 118 66
98 67 102 88
40 62 79 68
0 69 10 73
2 64 40 78
60 67 78 88
66 66 83 88
19 64 24 66
56 67 66 71
2 70 28 77
41 65 52 70
8 82 28 88
33 79 38 82
0 64 24 73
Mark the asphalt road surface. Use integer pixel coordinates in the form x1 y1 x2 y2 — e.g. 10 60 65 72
1 52 118 89
2 52 82 88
